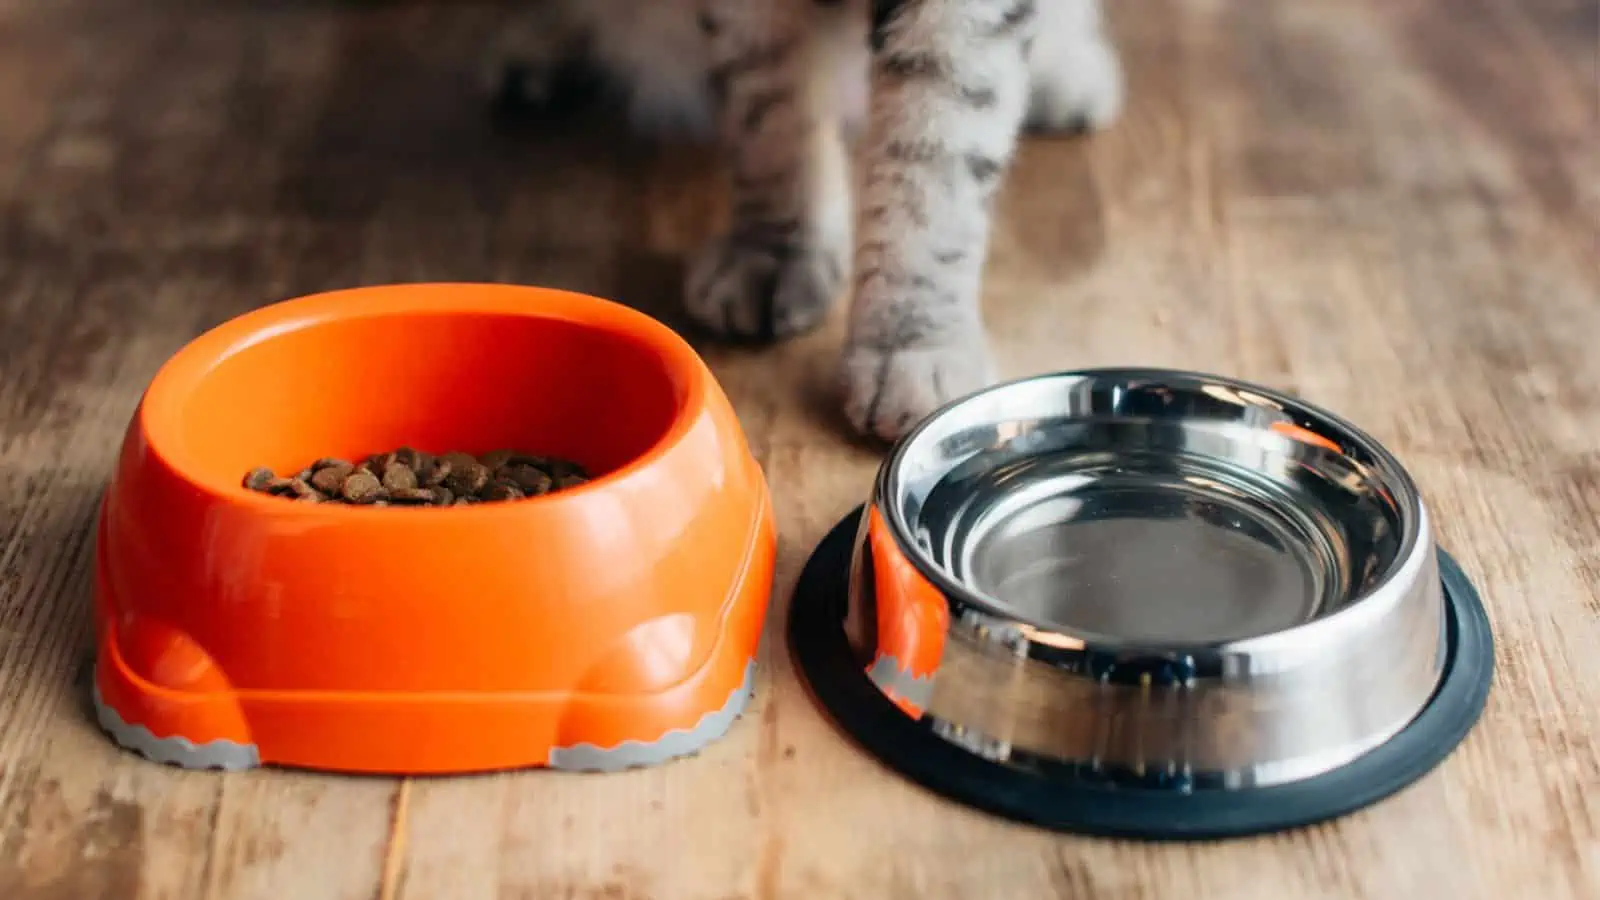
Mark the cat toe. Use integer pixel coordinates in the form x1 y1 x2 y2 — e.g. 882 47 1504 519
685 232 846 342
840 340 999 442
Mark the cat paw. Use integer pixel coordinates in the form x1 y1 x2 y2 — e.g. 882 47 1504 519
1025 29 1124 133
841 340 999 442
685 231 846 341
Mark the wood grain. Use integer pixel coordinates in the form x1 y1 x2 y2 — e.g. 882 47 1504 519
1 0 1596 897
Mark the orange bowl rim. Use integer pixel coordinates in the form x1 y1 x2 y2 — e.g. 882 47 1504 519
134 282 714 519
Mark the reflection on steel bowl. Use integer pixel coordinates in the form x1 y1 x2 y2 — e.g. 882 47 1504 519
847 368 1444 790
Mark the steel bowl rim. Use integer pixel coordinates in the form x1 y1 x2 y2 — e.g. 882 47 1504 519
875 366 1432 655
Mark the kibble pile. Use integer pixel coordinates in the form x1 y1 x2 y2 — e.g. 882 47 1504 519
242 447 591 506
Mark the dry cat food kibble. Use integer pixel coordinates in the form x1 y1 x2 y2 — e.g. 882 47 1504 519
242 447 591 506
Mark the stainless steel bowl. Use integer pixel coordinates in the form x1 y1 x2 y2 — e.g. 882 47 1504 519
846 368 1444 790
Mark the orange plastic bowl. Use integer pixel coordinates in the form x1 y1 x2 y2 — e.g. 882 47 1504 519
92 284 776 774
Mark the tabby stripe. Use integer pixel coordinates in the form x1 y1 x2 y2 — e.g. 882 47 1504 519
879 52 999 108
741 85 795 132
859 241 964 268
986 0 1037 36
885 138 942 164
959 85 998 108
880 50 946 79
870 0 914 53
708 36 799 91
821 249 845 290
849 272 957 347
965 153 1003 183
888 302 946 345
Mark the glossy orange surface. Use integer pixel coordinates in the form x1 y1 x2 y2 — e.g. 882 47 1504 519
94 283 776 773
864 504 948 717
1269 420 1344 454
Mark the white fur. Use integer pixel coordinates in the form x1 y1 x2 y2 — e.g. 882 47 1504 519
1027 0 1125 131
492 0 1123 441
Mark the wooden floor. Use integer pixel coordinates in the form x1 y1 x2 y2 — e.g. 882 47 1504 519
1 0 1597 897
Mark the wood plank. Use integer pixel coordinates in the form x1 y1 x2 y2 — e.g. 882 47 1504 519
0 0 1595 897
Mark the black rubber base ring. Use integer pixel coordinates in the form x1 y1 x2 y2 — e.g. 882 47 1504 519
788 506 1496 841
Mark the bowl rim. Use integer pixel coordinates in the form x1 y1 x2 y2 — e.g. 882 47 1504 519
874 366 1433 655
135 282 712 518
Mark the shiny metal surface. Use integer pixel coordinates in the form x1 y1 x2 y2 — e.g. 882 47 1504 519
849 369 1446 790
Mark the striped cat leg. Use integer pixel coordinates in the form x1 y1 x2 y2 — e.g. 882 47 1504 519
686 0 853 340
841 0 1036 440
